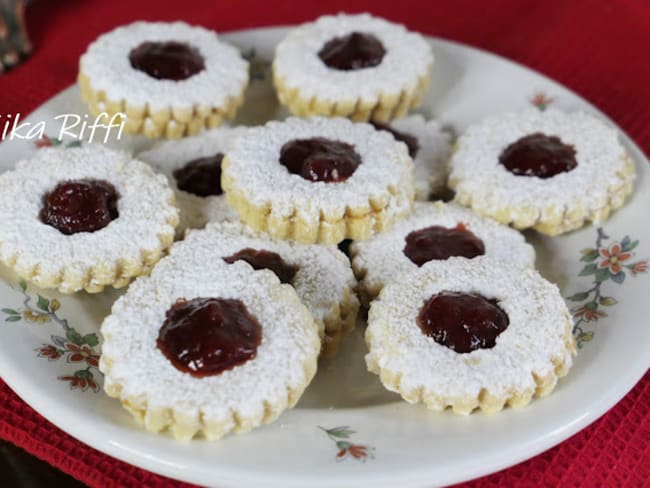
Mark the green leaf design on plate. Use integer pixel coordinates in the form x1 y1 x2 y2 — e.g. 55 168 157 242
620 236 639 252
585 301 598 311
66 328 83 345
567 292 589 301
75 369 93 380
336 441 352 450
36 295 50 312
611 271 626 284
595 268 610 283
579 263 598 276
82 333 99 347
580 249 599 262
2 308 18 315
5 316 21 322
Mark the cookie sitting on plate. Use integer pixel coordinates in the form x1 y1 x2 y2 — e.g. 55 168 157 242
448 108 636 235
273 13 433 122
78 21 249 138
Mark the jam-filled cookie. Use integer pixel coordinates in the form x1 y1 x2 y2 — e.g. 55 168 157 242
0 146 178 294
449 109 636 235
79 21 249 139
371 115 452 199
100 246 320 441
222 116 414 244
273 13 433 122
178 221 359 356
366 258 575 414
138 126 245 234
350 202 535 305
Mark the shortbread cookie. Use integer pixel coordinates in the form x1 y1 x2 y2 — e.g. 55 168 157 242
366 258 575 414
372 115 452 199
222 116 415 244
138 127 245 234
449 109 636 235
100 253 320 441
273 13 433 122
79 21 249 139
0 145 178 293
176 221 359 356
351 202 535 305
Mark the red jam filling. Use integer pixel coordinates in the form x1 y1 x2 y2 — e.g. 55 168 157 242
173 153 224 197
499 132 577 178
129 41 205 81
403 223 485 266
417 291 509 353
223 248 298 284
279 137 362 183
371 121 420 158
157 297 262 377
318 32 386 70
40 179 118 235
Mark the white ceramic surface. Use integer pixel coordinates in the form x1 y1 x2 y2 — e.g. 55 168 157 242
0 27 648 488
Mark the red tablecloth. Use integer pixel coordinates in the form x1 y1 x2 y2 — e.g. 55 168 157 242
0 1 649 486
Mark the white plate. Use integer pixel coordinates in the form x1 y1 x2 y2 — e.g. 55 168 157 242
0 27 649 488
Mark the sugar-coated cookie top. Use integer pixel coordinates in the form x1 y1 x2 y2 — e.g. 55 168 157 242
80 21 249 112
274 13 433 103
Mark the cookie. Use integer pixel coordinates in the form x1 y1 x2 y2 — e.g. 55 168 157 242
449 108 635 235
273 13 432 122
365 258 576 414
79 21 249 139
0 145 178 293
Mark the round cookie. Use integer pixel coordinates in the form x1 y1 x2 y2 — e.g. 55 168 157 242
138 126 245 234
177 221 360 357
273 13 433 122
222 116 415 244
448 108 636 235
0 145 178 293
79 21 249 139
100 246 320 441
350 202 535 305
372 115 452 199
365 258 576 414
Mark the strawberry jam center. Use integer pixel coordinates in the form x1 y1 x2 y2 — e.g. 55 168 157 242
318 32 386 71
40 179 118 235
157 297 262 377
403 223 485 266
499 132 577 178
279 137 362 183
223 248 298 284
129 41 205 80
173 153 224 197
417 291 509 353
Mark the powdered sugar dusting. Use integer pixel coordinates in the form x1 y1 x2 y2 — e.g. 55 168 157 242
0 145 178 281
274 13 432 104
387 115 452 199
80 21 249 112
138 127 245 233
224 116 414 222
101 248 320 419
351 202 535 299
449 109 633 221
366 258 574 400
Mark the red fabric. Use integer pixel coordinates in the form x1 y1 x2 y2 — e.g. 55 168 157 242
0 0 649 486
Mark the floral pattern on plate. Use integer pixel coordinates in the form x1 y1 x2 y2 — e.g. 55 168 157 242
2 281 102 392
